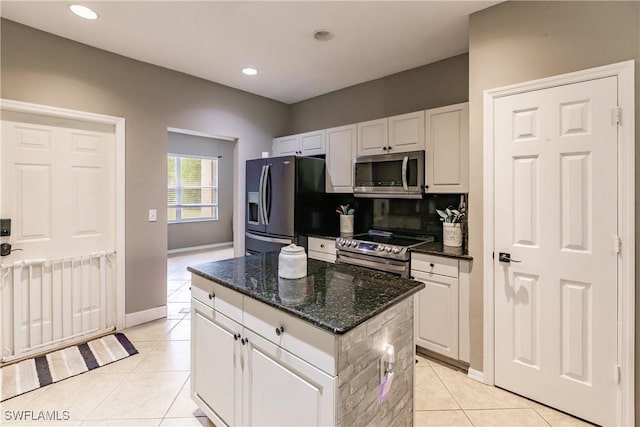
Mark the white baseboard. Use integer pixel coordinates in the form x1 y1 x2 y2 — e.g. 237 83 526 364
125 305 167 328
467 367 485 383
168 241 233 255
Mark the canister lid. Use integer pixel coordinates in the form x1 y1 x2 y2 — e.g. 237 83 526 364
280 244 305 254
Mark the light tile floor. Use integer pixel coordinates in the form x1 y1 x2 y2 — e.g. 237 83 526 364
0 248 591 427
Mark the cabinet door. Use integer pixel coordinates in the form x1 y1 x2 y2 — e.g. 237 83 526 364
357 118 388 156
191 299 243 427
243 329 336 427
273 135 299 157
425 103 469 193
325 124 356 193
299 130 325 156
413 271 459 360
388 111 425 153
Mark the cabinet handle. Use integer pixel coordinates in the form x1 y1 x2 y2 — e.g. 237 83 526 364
208 292 215 300
233 333 240 341
241 337 249 345
275 326 284 336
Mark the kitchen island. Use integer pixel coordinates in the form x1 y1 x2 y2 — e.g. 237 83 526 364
188 252 424 427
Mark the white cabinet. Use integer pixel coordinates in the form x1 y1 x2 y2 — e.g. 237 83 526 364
243 328 335 427
325 124 356 193
425 102 469 193
273 130 325 157
191 298 243 427
191 276 337 427
356 118 388 155
412 253 470 363
308 237 336 263
356 111 425 156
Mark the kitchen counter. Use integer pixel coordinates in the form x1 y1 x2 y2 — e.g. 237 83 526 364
306 233 473 260
188 251 424 334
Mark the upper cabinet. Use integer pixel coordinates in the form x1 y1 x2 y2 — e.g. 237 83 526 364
325 124 356 193
357 111 425 156
272 130 325 157
425 103 469 193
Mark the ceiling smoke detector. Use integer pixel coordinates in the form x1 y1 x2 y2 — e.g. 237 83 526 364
313 30 334 42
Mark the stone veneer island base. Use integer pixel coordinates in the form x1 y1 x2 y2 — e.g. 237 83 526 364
188 252 423 427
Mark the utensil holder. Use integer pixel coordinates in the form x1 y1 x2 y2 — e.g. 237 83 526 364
340 214 354 235
443 223 462 247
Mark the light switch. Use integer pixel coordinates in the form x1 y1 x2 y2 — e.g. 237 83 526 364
148 209 157 222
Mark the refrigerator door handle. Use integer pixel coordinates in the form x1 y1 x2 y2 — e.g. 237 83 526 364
263 164 271 225
258 165 266 224
245 232 291 245
401 156 409 191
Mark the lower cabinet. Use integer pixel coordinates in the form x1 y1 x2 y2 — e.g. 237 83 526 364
412 253 470 363
191 288 336 427
243 329 335 427
307 237 336 263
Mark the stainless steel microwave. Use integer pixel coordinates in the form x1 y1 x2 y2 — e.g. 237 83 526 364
353 150 425 198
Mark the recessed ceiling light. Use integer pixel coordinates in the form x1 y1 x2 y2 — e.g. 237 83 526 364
313 30 334 42
69 4 98 20
242 67 258 76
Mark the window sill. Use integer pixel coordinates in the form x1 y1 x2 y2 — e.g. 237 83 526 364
168 218 219 224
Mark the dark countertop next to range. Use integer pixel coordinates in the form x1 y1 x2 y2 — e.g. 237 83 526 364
187 252 425 335
305 233 473 260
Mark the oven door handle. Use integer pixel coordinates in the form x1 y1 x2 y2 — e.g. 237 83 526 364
336 252 408 276
401 156 409 191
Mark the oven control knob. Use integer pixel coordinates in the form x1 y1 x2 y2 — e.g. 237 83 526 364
392 247 400 254
338 239 344 246
385 246 392 253
350 241 358 248
377 245 384 251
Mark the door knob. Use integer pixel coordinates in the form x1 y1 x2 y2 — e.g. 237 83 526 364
499 252 522 263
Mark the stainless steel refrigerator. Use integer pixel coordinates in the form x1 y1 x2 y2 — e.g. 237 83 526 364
245 155 327 255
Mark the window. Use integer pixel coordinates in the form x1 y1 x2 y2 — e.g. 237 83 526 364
168 155 218 222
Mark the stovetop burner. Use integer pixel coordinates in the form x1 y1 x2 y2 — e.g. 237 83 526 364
336 230 435 262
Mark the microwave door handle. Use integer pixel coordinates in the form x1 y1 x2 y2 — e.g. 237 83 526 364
401 156 409 190
262 165 271 225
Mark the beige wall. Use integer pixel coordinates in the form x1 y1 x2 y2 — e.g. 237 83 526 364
0 19 289 315
288 54 469 134
468 0 640 387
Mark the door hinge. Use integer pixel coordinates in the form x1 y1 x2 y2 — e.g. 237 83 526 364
614 235 622 254
615 365 621 384
613 107 622 125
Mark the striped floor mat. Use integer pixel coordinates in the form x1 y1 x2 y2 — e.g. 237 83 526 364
0 333 138 402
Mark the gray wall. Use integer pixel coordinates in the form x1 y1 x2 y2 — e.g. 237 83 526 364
167 132 234 251
468 0 640 388
0 19 289 315
288 54 469 134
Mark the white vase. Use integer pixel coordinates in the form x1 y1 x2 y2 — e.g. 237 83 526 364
339 214 354 235
443 223 462 247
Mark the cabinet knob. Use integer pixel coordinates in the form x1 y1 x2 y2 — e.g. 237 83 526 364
233 333 240 341
387 146 392 151
275 326 284 336
320 244 324 248
208 292 215 300
382 146 388 151
429 263 435 268
241 337 249 345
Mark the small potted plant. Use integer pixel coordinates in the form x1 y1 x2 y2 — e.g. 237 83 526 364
436 206 465 247
336 204 355 235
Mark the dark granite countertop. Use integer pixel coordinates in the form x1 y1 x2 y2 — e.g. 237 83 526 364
305 233 472 260
187 252 424 335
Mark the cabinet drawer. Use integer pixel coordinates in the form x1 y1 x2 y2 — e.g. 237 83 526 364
308 237 336 255
191 274 243 324
411 253 458 278
243 297 336 375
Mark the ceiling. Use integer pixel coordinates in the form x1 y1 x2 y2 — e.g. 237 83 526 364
0 1 499 104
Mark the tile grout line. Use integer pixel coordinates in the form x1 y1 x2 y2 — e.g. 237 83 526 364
429 364 474 426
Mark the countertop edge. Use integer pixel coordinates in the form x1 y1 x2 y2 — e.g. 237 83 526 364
187 266 425 335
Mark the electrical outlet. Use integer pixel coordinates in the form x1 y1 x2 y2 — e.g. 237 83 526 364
148 209 157 222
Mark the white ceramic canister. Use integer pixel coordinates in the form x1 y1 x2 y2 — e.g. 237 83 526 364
278 244 307 279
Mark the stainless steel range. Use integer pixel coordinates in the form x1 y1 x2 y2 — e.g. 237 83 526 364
335 230 434 278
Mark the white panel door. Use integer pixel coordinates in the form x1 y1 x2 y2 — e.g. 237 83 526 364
493 76 618 426
1 113 116 355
